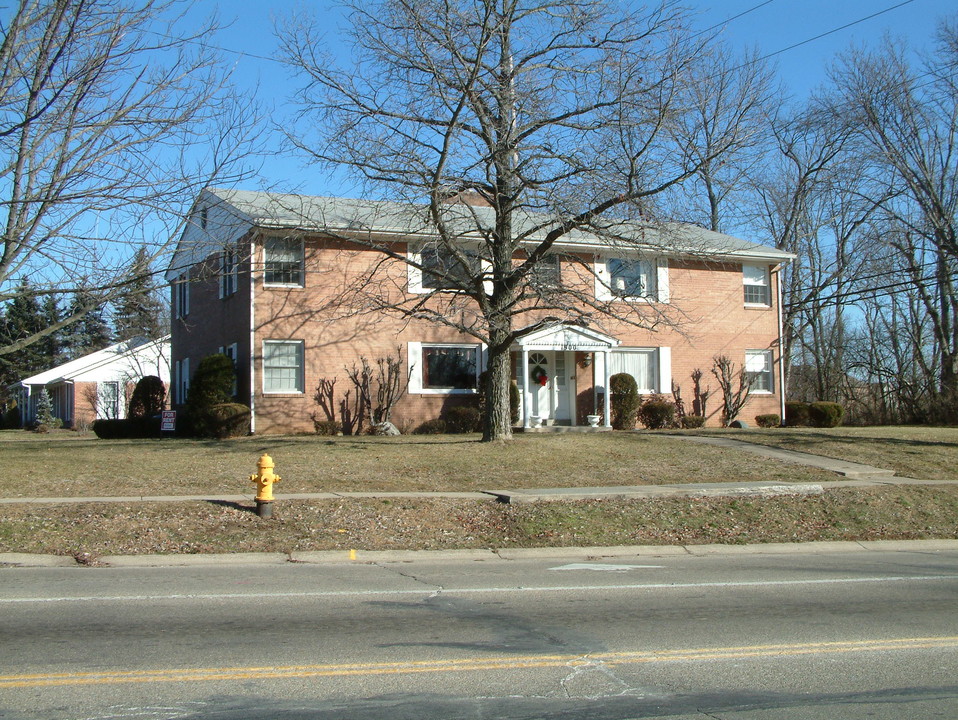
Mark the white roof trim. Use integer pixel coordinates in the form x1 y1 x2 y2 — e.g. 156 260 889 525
513 324 620 351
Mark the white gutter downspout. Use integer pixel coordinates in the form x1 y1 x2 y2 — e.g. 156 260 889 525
248 234 257 434
776 263 787 425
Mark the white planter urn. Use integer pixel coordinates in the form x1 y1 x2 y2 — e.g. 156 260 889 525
586 414 601 427
529 415 543 428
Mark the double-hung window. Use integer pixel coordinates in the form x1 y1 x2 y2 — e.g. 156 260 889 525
596 256 667 302
218 343 239 397
220 245 238 298
608 258 656 299
420 245 480 291
174 276 189 319
263 340 304 394
529 254 561 291
743 264 770 306
264 237 304 287
745 350 773 393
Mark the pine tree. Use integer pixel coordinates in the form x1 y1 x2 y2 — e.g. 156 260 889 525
34 387 61 430
0 279 48 381
62 290 112 360
113 247 165 340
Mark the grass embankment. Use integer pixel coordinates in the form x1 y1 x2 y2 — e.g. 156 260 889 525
2 427 956 558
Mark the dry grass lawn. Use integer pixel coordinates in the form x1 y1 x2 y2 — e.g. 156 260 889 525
694 426 958 481
1 486 955 557
4 429 839 497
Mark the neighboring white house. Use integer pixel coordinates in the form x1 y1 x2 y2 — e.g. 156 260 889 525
14 336 171 428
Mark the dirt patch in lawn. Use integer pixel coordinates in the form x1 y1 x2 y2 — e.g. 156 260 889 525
2 486 956 558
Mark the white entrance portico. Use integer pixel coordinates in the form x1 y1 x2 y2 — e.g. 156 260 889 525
512 324 620 429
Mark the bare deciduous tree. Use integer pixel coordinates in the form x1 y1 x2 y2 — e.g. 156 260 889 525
0 0 255 356
278 0 764 441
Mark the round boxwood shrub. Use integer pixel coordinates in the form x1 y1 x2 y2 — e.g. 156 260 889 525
681 415 706 429
186 354 235 409
785 401 810 427
128 375 166 418
808 401 844 428
191 402 250 439
755 413 781 428
313 419 341 436
638 399 675 429
610 373 639 430
446 405 480 433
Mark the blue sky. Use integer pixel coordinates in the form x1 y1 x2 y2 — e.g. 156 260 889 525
204 0 953 195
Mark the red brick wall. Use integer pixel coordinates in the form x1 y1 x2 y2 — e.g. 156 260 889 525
245 237 784 433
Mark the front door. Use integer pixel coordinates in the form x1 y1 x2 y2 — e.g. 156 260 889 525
528 351 572 423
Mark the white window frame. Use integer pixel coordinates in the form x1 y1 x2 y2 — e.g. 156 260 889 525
743 264 771 306
263 237 305 288
407 244 488 294
745 350 773 394
606 347 671 394
407 342 484 394
595 256 669 303
219 245 238 298
262 340 305 394
174 275 189 319
97 381 121 420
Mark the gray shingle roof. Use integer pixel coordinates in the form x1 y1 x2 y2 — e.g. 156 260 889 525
198 187 793 262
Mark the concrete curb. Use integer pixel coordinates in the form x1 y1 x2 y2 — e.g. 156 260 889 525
3 539 957 568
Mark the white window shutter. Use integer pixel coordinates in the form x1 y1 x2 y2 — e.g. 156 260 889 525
407 342 422 392
658 346 671 393
595 256 612 301
657 258 670 303
407 246 424 293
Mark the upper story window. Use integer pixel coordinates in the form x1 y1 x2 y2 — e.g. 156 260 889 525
174 276 189 319
743 264 770 306
529 254 561 290
220 246 238 298
421 245 480 291
745 349 773 393
596 256 668 303
264 237 304 287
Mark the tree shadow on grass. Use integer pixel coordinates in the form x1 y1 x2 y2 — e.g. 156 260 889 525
205 499 257 514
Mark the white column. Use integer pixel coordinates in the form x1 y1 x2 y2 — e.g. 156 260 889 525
521 348 531 429
603 348 612 428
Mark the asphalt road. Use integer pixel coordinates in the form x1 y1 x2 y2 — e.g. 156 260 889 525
2 546 957 719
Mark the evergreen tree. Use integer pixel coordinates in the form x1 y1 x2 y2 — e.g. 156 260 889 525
62 290 112 360
38 294 65 366
0 279 48 382
113 247 165 340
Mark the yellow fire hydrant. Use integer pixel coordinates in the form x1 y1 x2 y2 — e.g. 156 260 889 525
251 453 281 518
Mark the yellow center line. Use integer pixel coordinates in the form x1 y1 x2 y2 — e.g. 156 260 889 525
4 636 957 689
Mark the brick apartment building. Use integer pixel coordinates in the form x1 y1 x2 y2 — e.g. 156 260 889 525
166 188 793 434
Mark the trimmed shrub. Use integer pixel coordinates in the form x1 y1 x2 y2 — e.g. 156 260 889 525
755 413 781 428
681 415 706 429
92 417 161 439
2 403 20 429
191 403 250 439
785 401 810 427
610 373 640 430
128 376 166 418
446 405 480 433
186 354 235 409
313 419 341 436
413 418 446 434
638 399 675 430
808 401 844 428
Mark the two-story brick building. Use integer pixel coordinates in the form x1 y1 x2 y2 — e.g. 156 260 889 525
166 188 792 434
